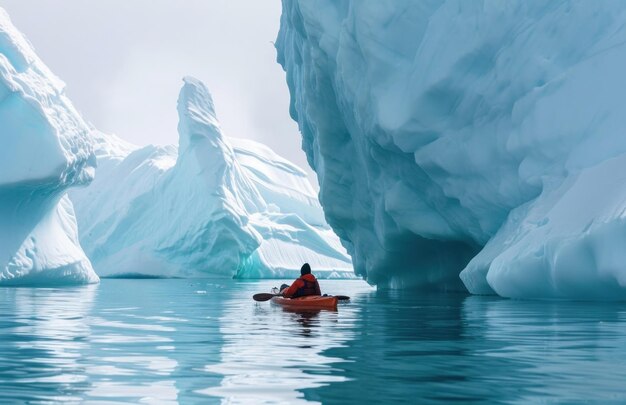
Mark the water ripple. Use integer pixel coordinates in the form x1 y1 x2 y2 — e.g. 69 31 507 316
0 280 625 403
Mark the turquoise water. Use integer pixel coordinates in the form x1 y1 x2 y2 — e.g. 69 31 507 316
0 279 625 404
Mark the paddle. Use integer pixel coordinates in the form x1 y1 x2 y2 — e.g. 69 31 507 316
252 293 350 302
253 293 280 302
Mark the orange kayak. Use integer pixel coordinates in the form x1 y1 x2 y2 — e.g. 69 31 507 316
271 295 338 310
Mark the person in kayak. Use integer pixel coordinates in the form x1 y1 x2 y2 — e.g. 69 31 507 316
280 263 321 298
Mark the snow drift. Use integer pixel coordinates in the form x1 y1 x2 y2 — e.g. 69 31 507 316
277 0 626 298
0 8 98 285
70 77 352 279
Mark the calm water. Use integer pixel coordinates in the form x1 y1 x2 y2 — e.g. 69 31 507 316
0 279 625 404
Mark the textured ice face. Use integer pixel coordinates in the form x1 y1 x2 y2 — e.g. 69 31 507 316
277 0 626 298
70 77 352 279
0 8 98 285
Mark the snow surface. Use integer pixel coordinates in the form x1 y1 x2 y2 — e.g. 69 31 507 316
0 8 98 285
70 77 352 279
277 1 626 298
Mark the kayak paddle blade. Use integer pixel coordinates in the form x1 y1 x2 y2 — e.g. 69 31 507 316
253 293 278 302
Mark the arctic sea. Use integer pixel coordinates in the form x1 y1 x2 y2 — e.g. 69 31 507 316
0 279 624 404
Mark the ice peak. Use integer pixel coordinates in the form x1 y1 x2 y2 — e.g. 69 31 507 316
177 76 222 152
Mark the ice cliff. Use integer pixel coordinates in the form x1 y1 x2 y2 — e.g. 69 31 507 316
70 77 352 278
277 1 626 298
0 9 98 285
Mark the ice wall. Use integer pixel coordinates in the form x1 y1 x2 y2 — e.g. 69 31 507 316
70 77 352 278
277 0 626 298
0 9 98 285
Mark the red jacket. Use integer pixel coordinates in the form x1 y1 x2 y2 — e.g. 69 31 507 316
282 273 321 298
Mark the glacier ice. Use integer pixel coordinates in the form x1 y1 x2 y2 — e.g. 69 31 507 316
0 9 98 285
277 0 626 298
70 77 352 279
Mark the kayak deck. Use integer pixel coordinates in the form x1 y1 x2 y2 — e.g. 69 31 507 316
271 295 338 310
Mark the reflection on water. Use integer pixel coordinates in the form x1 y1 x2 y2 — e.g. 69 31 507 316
202 293 357 404
461 297 626 403
0 279 626 403
0 286 96 401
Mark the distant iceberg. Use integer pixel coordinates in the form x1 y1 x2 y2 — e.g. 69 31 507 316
277 1 626 298
0 9 98 285
70 77 352 279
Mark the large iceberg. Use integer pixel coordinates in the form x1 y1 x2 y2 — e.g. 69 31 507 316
277 1 626 298
70 77 352 279
0 9 98 285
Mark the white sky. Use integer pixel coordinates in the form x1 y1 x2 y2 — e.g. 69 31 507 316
0 0 317 182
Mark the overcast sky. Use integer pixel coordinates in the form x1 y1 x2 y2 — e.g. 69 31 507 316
0 0 316 182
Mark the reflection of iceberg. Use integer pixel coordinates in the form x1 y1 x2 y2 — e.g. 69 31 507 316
200 281 360 404
0 285 96 398
302 291 470 403
82 281 184 403
461 296 626 402
71 77 352 279
0 8 97 286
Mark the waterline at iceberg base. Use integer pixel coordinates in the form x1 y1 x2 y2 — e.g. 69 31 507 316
277 0 626 299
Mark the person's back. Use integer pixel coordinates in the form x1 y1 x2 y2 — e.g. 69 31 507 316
281 263 321 298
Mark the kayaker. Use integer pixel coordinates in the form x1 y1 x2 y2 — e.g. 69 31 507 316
280 263 321 298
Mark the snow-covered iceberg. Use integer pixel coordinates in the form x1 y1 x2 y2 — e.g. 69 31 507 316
70 77 352 279
0 9 98 285
277 1 626 298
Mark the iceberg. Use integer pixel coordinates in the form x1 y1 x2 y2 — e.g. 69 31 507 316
70 77 352 279
0 9 98 285
277 1 626 298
